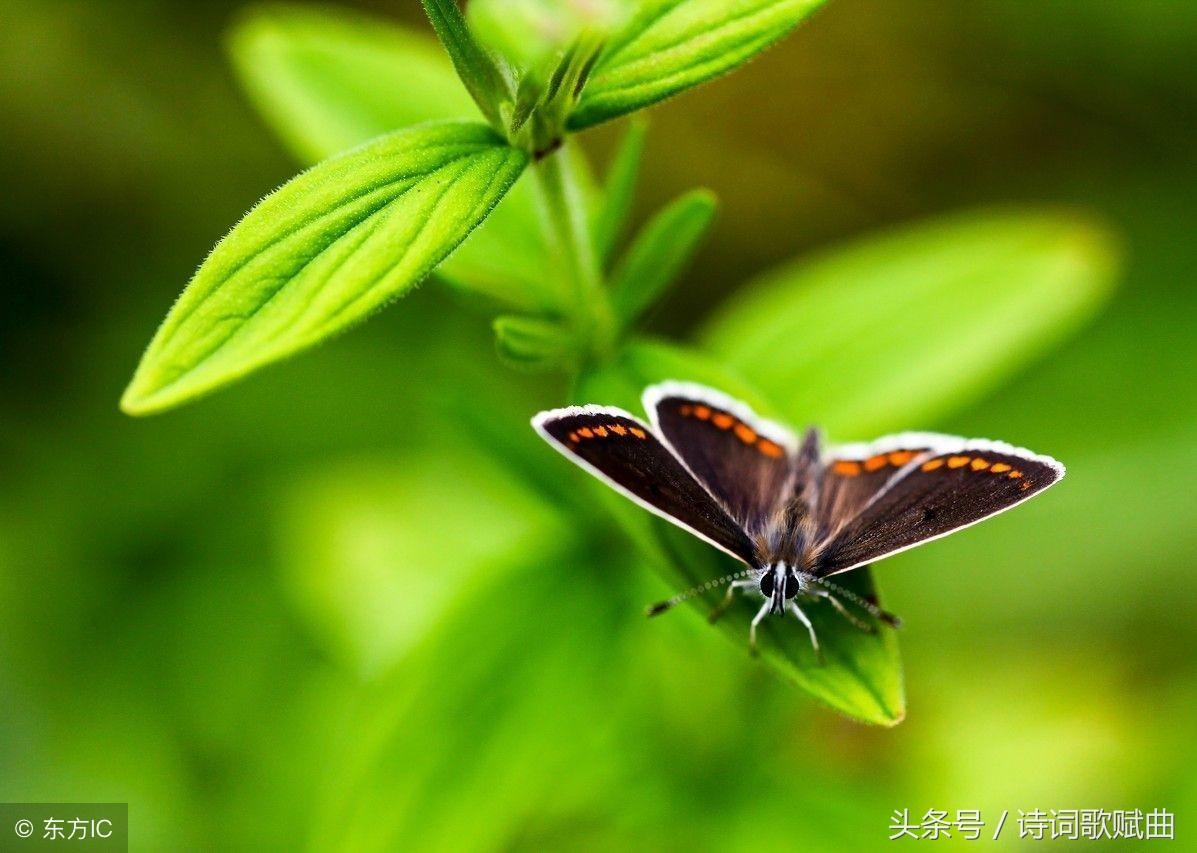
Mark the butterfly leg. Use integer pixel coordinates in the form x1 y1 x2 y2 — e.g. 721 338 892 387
812 588 875 634
748 599 771 656
788 601 824 665
708 579 756 624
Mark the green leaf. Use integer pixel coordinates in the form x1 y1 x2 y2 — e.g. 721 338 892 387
227 5 553 313
227 4 478 164
492 314 577 372
121 122 528 415
277 443 570 677
420 0 511 127
577 338 905 726
593 117 648 264
702 208 1121 438
310 555 634 850
569 0 826 130
610 188 717 326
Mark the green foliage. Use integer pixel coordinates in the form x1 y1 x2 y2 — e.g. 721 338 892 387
467 0 631 71
227 4 477 163
227 5 552 310
121 122 527 414
120 0 1121 728
508 32 608 155
569 0 826 129
418 0 510 127
703 209 1120 438
610 188 717 326
492 314 577 372
279 443 571 677
593 118 648 263
143 0 836 414
14 0 1197 847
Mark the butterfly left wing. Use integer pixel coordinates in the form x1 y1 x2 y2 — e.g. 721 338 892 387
814 437 1065 576
533 405 758 565
643 381 798 533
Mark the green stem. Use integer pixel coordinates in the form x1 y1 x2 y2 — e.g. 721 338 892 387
533 144 616 364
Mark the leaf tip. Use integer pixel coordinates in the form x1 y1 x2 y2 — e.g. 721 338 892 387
119 369 171 417
118 382 154 418
684 187 719 215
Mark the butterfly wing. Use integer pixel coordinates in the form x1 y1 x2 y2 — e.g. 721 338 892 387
814 436 1065 576
533 405 757 565
643 382 797 533
816 432 961 542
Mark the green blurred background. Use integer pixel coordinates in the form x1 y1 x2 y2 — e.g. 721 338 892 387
2 0 1195 849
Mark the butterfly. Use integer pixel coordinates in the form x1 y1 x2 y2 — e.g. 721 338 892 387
532 381 1065 656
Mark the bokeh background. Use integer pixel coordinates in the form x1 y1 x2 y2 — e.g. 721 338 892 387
2 0 1195 848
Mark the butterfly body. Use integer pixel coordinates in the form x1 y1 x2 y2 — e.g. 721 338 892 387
533 381 1064 653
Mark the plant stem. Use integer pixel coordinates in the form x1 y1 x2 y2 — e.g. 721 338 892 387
533 144 616 363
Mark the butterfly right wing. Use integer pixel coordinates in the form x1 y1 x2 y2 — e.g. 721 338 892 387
533 405 758 565
815 433 961 542
815 436 1065 576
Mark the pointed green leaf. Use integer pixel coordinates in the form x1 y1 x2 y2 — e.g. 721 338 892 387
493 314 577 372
122 122 528 415
594 117 648 263
576 338 905 725
610 188 717 325
569 0 826 130
226 5 553 313
702 209 1121 438
420 0 510 127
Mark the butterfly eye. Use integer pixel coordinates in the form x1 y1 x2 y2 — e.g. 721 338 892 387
784 573 802 599
759 573 775 597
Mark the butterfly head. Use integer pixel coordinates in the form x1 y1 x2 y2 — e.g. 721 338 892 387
758 562 809 615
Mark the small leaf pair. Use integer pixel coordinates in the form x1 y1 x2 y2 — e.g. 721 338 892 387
124 1 831 414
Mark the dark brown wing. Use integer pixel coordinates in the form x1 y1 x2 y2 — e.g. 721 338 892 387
816 432 959 543
814 437 1065 576
533 405 757 565
643 382 796 535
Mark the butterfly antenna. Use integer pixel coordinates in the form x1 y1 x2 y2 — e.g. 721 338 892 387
646 570 755 617
805 574 902 628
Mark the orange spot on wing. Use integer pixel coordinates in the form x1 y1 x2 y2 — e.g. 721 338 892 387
577 427 594 439
757 439 784 458
679 404 693 417
833 460 862 476
921 458 945 471
947 455 971 469
712 412 734 430
971 458 990 471
693 405 711 421
888 450 915 466
610 424 627 436
864 454 888 472
629 427 647 439
1019 480 1032 491
734 423 757 444
1008 470 1023 479
990 462 1012 473
593 426 608 437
